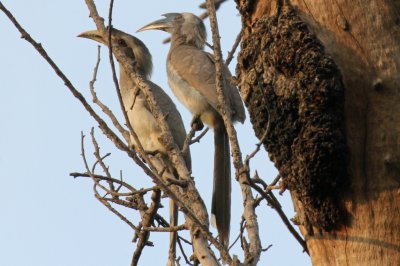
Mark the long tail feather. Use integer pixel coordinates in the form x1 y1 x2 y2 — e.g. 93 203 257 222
211 123 231 247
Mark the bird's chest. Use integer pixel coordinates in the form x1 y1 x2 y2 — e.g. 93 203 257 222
167 62 211 115
121 87 163 152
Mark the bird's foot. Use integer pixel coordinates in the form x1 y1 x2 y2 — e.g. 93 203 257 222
191 116 204 131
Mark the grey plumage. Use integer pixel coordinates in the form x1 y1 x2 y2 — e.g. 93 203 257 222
139 13 245 247
78 28 190 264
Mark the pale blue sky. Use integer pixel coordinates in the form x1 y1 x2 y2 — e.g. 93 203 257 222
0 1 310 265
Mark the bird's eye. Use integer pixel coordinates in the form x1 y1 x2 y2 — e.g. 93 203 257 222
117 38 127 47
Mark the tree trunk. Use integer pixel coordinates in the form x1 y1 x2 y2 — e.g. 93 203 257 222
235 0 400 265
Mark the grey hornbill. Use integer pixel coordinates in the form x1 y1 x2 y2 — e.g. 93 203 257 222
138 13 245 247
78 28 191 264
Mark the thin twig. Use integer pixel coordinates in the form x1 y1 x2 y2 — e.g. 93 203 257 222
89 45 129 141
253 173 281 190
252 173 282 208
142 224 187 232
240 218 249 258
228 233 241 251
90 128 118 195
104 197 145 210
93 185 138 231
248 177 309 254
178 235 193 246
262 244 273 252
71 172 160 196
182 116 209 153
132 190 162 266
244 106 271 168
80 131 139 233
91 152 111 173
189 127 210 145
182 127 196 155
225 30 242 66
177 236 194 266
80 132 91 175
81 130 115 200
155 214 170 228
91 174 130 197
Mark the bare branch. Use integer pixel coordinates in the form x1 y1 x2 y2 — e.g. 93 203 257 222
106 0 136 146
177 236 194 266
225 30 242 66
190 127 210 145
142 224 187 232
244 106 271 169
182 122 209 155
182 127 196 155
89 45 129 141
104 197 143 210
262 244 273 252
71 172 160 196
90 128 118 195
132 189 162 266
93 185 138 232
79 131 140 232
247 175 309 254
228 233 241 251
205 0 261 264
179 236 193 246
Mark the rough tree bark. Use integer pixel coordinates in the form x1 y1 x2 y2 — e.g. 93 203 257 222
236 0 400 265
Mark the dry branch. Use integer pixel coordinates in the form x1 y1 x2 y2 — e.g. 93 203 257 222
205 0 262 264
132 190 162 266
248 176 309 254
89 45 129 141
225 30 242 66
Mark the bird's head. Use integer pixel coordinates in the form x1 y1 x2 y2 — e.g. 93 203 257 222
78 28 153 78
138 13 206 49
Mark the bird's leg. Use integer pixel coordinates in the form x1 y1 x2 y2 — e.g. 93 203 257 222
190 115 204 131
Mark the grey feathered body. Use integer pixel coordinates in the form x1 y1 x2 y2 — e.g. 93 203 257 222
119 69 191 169
167 44 245 126
167 41 245 247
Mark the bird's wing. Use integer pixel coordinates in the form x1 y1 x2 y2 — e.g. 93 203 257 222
147 81 192 170
205 52 246 123
169 45 245 123
169 45 221 112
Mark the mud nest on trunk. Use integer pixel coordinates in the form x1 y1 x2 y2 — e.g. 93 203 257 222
236 5 348 231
